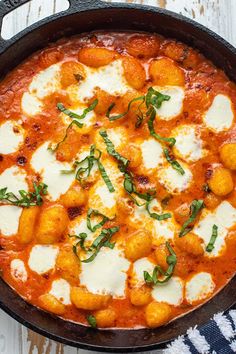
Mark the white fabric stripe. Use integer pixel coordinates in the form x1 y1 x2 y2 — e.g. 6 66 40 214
163 335 192 354
213 312 235 341
187 326 210 354
230 339 236 352
229 310 236 329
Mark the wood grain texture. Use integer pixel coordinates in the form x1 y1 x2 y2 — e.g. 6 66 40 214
0 0 235 353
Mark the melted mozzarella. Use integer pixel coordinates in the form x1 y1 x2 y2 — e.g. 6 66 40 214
30 142 74 200
158 163 193 194
0 166 28 197
29 64 61 99
0 205 22 236
194 201 236 257
152 277 184 306
22 64 61 116
80 248 130 298
153 217 176 244
50 279 71 305
204 94 234 132
131 258 155 287
141 139 163 169
185 272 215 304
69 60 130 102
154 86 185 120
0 121 24 154
28 245 59 274
10 259 27 282
22 92 42 116
95 185 116 209
172 125 204 162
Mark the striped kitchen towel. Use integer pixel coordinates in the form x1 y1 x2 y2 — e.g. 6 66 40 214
163 310 236 354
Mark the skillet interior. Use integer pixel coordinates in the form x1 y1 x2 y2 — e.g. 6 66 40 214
0 0 236 351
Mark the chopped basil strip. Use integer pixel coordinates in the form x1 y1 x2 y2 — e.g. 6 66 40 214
148 108 176 147
87 315 97 328
106 96 145 121
99 130 129 168
87 208 110 232
145 87 171 109
81 226 119 263
206 224 218 252
54 100 98 151
179 199 205 237
144 242 177 285
69 233 89 252
0 183 48 208
146 201 171 221
72 145 114 193
164 148 185 175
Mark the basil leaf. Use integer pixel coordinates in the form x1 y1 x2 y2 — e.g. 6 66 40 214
54 100 98 151
0 183 48 208
87 208 110 232
147 108 176 147
97 160 115 193
146 201 171 221
106 96 145 121
87 315 97 328
145 87 170 109
69 233 89 252
164 148 185 175
206 224 218 252
82 226 119 263
99 130 129 168
143 242 177 285
179 200 205 237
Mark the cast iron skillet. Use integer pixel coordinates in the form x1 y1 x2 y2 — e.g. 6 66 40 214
0 0 236 352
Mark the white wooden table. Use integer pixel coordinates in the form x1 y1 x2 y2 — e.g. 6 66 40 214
0 0 236 353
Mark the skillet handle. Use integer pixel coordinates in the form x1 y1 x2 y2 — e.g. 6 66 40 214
69 0 109 9
0 0 31 17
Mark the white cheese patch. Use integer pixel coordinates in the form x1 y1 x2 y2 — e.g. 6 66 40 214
70 59 130 102
21 92 42 116
95 185 116 209
49 279 71 305
131 257 155 287
0 166 28 197
0 121 24 154
60 104 96 133
153 217 176 243
152 277 184 306
22 64 61 116
185 272 215 304
141 139 163 169
80 248 130 298
158 163 193 194
29 64 61 100
193 201 236 257
172 125 204 162
10 259 27 282
204 94 234 132
154 86 185 120
30 142 74 200
28 245 59 275
0 205 22 236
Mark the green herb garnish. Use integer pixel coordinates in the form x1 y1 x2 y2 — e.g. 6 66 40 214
164 148 185 175
54 99 98 151
144 242 177 285
68 145 114 193
179 200 205 237
206 224 218 252
147 108 176 147
72 226 119 263
0 183 48 207
99 130 129 168
87 208 110 232
87 315 97 328
146 200 171 221
106 96 145 122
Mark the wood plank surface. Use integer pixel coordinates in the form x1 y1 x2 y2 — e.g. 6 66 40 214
0 0 235 353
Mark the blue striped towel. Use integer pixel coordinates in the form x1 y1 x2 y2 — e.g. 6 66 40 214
164 310 236 354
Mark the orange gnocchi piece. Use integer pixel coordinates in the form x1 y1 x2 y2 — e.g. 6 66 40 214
56 245 80 284
18 206 39 244
78 47 118 67
125 229 152 261
145 302 172 328
60 61 85 88
95 308 117 328
39 294 66 315
39 48 63 68
122 57 146 90
126 35 160 58
149 58 185 86
71 287 111 310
